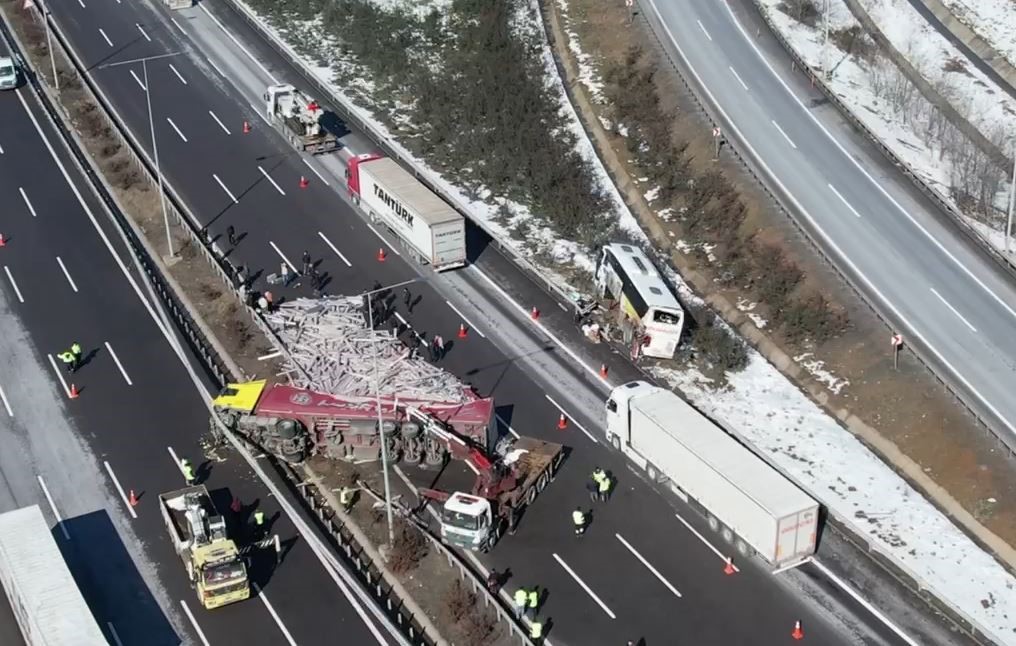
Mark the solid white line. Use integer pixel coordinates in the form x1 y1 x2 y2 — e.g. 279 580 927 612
208 110 231 134
552 553 616 619
4 266 24 303
179 600 211 646
207 57 226 78
771 120 797 149
104 341 133 385
55 256 79 292
99 28 113 48
394 311 407 326
19 186 36 216
168 63 188 85
167 118 188 143
828 184 862 218
37 475 70 540
170 17 185 34
364 222 401 255
129 69 147 92
697 19 711 41
445 300 486 338
269 241 299 273
197 3 279 83
106 622 124 646
103 461 138 519
302 158 329 185
0 385 12 417
728 66 749 91
136 23 151 42
213 173 238 203
544 394 599 443
317 231 352 267
810 559 920 646
258 165 286 195
494 413 522 439
167 446 184 474
258 350 282 361
673 512 737 569
253 584 298 646
930 288 977 332
615 533 682 598
46 354 72 398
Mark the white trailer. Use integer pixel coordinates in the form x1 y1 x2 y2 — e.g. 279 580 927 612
0 505 107 645
605 381 819 568
347 155 466 270
162 0 193 9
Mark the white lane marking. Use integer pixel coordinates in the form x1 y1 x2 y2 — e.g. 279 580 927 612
167 118 188 143
446 300 487 338
771 120 797 149
197 3 279 83
697 19 712 41
494 413 521 439
169 63 188 85
208 110 231 134
728 66 749 91
615 533 682 598
653 1 1016 435
170 17 185 34
104 341 133 385
37 475 71 540
136 23 151 42
673 512 737 570
544 395 598 443
213 173 238 203
103 461 138 519
470 266 610 388
252 584 298 646
4 266 24 303
364 222 401 256
19 187 36 216
721 3 1016 326
179 600 211 646
930 288 977 333
258 165 286 195
0 142 5 153
77 0 85 7
129 69 147 92
56 256 79 292
0 384 12 417
207 57 226 78
106 623 124 646
302 158 329 185
552 553 616 619
828 184 862 218
318 231 351 267
269 241 299 274
810 559 921 646
167 446 185 474
99 28 113 48
46 354 72 398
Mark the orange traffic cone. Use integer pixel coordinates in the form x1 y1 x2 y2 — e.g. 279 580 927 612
242 120 251 134
791 620 804 640
599 363 608 378
128 489 139 507
376 247 387 262
0 233 6 247
723 557 736 575
530 306 539 320
457 323 467 339
299 175 309 189
557 413 568 430
68 383 79 399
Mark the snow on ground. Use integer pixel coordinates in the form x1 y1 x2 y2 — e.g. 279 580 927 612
556 0 605 102
942 0 1016 71
234 0 1016 639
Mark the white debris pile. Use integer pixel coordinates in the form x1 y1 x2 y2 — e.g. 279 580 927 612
263 296 468 402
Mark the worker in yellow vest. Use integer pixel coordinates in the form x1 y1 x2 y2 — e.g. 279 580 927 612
180 458 195 485
513 588 528 619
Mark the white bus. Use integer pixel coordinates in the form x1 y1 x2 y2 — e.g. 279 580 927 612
595 243 685 359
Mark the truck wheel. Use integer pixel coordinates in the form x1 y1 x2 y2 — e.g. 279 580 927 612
721 526 734 544
707 514 720 533
536 471 549 492
610 435 621 451
525 486 536 506
646 463 659 482
735 537 753 558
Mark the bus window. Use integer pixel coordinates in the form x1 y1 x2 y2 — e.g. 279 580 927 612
653 309 682 325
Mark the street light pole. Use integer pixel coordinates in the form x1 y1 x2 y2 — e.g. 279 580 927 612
37 0 58 90
1008 149 1016 255
823 0 830 79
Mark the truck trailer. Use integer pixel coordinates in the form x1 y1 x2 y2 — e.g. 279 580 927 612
605 381 819 568
346 154 466 270
264 83 338 155
0 505 107 645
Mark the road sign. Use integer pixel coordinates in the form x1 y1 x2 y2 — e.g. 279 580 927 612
625 0 634 6
712 127 722 138
891 333 903 347
23 0 34 8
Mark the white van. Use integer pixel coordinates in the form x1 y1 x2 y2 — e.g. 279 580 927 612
0 56 18 90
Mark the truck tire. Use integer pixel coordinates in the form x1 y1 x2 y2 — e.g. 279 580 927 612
735 537 753 558
525 486 536 506
275 418 299 440
610 434 621 451
536 471 549 492
646 463 659 482
484 524 503 552
707 514 720 533
721 526 734 544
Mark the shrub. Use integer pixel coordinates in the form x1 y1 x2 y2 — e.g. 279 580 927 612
751 244 802 313
781 292 849 343
442 579 495 643
830 25 877 62
690 310 749 373
386 519 428 575
778 0 820 27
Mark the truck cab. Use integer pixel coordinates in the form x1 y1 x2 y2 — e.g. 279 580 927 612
436 492 499 552
605 381 650 450
0 56 19 91
192 539 250 609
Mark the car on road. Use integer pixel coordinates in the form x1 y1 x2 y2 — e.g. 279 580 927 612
0 56 18 90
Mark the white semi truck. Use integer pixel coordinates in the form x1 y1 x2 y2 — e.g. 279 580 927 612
346 154 467 270
0 505 107 645
605 381 819 568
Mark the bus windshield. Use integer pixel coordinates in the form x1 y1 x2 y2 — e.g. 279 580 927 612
652 308 683 326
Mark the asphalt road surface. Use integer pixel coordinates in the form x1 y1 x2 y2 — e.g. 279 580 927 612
0 36 396 645
643 0 1016 443
29 0 971 644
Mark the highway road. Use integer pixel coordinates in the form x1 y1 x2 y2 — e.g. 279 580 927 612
0 33 395 645
29 0 968 643
643 0 1016 442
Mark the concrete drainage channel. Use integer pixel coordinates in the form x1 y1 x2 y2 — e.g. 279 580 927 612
0 5 537 646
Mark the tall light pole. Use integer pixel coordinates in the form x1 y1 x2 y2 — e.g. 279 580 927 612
822 0 831 79
35 0 58 90
99 53 180 260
